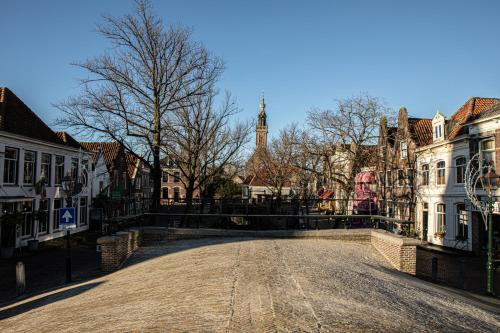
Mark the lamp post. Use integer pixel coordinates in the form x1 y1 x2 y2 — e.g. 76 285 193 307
61 174 75 284
480 164 499 295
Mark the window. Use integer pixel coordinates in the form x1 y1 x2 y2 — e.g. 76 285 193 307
434 125 442 139
386 170 392 186
162 188 169 199
379 172 385 186
38 199 49 234
421 164 429 186
480 139 495 174
406 168 414 187
162 171 168 182
23 150 36 185
55 155 65 185
456 203 468 240
436 203 446 233
21 201 34 238
173 187 180 202
71 158 79 182
173 171 180 183
3 147 19 184
79 197 88 225
81 159 89 186
436 161 445 185
400 141 408 159
397 169 405 187
455 157 466 184
53 199 62 230
41 153 52 185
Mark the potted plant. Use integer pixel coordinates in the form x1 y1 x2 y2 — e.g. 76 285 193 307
34 177 47 196
27 210 47 251
434 231 446 239
0 212 24 258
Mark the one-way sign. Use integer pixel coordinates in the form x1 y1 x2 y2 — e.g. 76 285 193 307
59 207 76 228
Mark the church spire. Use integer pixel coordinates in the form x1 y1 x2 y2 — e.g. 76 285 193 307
256 93 268 149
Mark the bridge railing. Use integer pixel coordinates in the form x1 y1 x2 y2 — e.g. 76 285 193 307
141 212 415 236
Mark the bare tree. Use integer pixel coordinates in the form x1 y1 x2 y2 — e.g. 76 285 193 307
306 94 390 210
163 90 251 213
54 0 224 209
247 127 297 200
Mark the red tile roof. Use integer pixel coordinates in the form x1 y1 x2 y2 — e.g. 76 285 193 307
125 152 139 179
448 97 500 139
80 141 121 172
80 141 140 179
408 118 433 146
55 131 81 149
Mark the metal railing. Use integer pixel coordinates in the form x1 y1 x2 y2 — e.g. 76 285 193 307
142 212 415 234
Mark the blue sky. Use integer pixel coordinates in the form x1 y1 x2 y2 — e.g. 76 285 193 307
1 0 500 140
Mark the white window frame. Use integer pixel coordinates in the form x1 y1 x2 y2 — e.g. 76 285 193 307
421 163 429 186
436 161 446 185
400 141 408 160
436 203 446 233
480 139 495 174
454 156 466 184
4 147 19 185
455 203 468 240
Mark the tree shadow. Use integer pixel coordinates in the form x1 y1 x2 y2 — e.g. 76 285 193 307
0 281 104 320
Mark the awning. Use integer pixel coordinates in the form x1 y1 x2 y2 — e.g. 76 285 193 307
355 171 376 184
0 196 35 203
320 190 334 199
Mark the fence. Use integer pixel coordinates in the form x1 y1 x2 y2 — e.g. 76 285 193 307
143 212 415 234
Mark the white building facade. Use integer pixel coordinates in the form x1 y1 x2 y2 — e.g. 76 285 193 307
415 98 500 252
0 88 92 251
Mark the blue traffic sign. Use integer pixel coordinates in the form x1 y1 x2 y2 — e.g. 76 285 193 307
59 207 76 228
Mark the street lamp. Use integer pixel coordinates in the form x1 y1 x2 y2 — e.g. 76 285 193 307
479 163 500 295
61 174 75 284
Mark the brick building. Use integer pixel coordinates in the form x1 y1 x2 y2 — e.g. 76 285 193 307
377 107 433 222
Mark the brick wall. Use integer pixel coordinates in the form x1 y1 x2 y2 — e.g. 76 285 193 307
371 229 419 275
97 228 142 272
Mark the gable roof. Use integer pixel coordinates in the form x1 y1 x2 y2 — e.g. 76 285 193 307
0 87 69 146
125 152 140 179
55 131 81 149
408 118 433 146
448 97 500 139
80 141 121 172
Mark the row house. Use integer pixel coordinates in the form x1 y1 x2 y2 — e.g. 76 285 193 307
0 88 92 252
160 158 199 204
80 142 152 216
377 107 432 223
415 97 500 252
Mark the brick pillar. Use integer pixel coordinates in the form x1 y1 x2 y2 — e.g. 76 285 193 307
97 236 121 272
371 230 420 275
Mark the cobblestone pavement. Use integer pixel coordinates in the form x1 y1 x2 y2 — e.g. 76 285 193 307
1 238 499 332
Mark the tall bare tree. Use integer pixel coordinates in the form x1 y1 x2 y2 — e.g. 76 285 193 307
163 90 251 213
306 94 390 208
55 0 224 209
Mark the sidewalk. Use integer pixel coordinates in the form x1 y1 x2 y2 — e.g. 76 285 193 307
0 232 102 303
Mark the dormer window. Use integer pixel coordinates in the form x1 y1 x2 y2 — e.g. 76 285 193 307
432 111 445 142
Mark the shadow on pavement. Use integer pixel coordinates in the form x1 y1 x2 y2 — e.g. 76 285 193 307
0 281 104 320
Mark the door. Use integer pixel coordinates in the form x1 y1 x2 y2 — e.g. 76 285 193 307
422 202 428 241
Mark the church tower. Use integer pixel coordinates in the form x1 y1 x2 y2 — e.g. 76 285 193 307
256 94 268 149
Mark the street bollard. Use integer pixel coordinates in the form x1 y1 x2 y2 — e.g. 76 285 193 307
16 261 26 296
431 257 438 281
